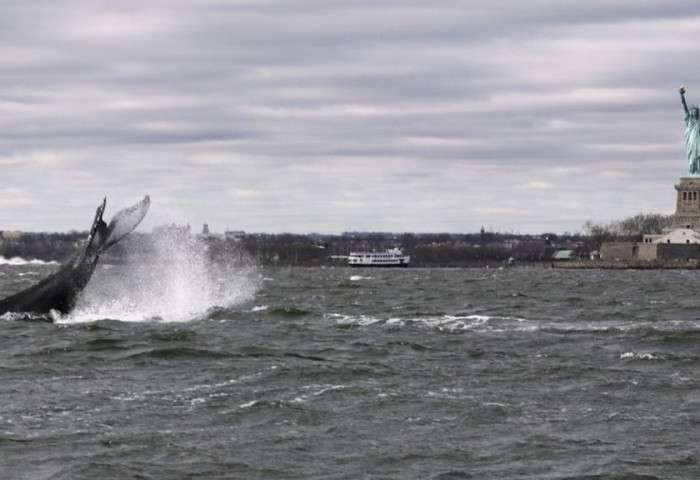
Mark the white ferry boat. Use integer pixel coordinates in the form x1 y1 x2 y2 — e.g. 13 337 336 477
347 248 410 268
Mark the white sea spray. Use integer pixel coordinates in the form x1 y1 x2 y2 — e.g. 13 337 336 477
61 231 260 324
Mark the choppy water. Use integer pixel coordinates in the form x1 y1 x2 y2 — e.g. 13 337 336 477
1 262 700 479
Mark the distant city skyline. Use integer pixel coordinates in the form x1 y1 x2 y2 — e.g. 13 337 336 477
2 1 699 234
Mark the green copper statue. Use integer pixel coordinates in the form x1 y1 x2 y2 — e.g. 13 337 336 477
680 86 700 175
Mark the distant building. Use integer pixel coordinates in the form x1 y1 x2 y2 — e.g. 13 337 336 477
2 231 22 240
654 228 700 244
225 230 245 240
552 250 574 261
672 177 700 230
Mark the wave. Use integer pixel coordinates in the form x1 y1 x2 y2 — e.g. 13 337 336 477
619 351 670 361
0 311 53 323
326 313 700 337
268 306 313 318
328 313 534 332
350 275 373 281
0 256 59 266
125 347 232 361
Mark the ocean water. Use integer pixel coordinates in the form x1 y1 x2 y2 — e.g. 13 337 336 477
1 259 700 479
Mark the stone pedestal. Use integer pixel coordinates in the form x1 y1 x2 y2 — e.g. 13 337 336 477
673 176 700 229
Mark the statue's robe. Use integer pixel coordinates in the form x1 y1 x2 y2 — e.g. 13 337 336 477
685 112 700 174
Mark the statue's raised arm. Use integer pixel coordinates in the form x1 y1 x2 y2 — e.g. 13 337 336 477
681 85 689 115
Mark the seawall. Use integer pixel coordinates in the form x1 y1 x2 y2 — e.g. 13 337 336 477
551 260 700 270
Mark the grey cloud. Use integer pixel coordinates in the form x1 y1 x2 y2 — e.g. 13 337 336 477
1 1 699 233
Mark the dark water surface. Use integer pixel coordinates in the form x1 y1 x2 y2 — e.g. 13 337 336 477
1 264 700 479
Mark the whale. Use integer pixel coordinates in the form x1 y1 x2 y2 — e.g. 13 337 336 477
0 196 150 317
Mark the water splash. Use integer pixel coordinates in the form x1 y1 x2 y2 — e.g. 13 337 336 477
62 232 260 324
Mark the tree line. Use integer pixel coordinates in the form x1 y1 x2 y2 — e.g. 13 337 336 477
581 213 673 251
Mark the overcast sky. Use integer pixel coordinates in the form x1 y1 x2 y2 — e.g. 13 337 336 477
1 1 699 234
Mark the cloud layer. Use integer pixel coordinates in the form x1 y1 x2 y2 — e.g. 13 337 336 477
1 1 698 233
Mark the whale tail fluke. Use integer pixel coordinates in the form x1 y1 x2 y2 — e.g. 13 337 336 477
104 195 151 250
85 196 151 256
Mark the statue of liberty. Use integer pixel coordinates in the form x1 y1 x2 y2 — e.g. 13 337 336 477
680 86 700 175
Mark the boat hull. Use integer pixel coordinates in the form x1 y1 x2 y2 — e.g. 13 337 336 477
349 263 409 268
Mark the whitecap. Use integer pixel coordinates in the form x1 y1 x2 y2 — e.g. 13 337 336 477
416 314 534 333
0 256 59 266
350 275 373 281
329 313 383 326
304 384 348 397
327 312 534 332
619 352 667 361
